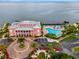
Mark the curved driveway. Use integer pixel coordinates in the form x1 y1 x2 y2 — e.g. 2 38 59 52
7 38 33 59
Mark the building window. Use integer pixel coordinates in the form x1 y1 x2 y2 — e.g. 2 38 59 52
16 30 17 32
24 30 25 33
26 31 28 32
21 30 23 32
18 30 20 32
28 30 30 32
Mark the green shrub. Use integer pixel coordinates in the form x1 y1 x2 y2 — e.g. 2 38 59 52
72 46 79 53
47 42 61 49
60 34 79 42
50 53 76 59
18 37 25 48
45 34 59 39
38 52 45 59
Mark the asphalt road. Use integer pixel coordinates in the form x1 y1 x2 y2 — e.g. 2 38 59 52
61 38 79 59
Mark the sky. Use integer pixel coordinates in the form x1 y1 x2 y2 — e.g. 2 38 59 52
0 0 79 2
0 0 78 1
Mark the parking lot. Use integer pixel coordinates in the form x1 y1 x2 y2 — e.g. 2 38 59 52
61 38 79 59
0 38 12 46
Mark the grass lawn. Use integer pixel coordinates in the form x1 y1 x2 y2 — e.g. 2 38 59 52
0 32 5 38
60 34 79 42
45 34 59 39
72 46 79 53
47 42 60 48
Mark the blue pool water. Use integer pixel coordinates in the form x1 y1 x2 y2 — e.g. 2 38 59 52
46 28 62 37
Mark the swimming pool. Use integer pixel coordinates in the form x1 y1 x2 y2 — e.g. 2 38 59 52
46 28 62 37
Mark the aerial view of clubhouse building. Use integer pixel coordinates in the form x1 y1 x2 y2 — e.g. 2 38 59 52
0 0 79 59
8 21 64 38
0 20 79 59
8 21 42 37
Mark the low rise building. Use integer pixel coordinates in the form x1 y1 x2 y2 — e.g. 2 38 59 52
43 25 64 37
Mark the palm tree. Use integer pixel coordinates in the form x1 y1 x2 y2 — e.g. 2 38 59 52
17 37 25 48
77 23 79 33
17 37 25 43
0 22 11 38
63 21 69 25
38 52 45 59
64 25 77 35
0 44 6 50
3 23 10 33
0 45 7 59
30 42 38 50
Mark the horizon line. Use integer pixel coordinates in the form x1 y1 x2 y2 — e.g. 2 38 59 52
0 1 79 3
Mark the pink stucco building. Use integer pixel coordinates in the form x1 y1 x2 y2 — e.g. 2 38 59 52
8 21 41 37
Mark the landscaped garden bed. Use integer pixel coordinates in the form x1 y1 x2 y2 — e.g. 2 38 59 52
72 46 79 53
60 34 79 42
45 33 60 39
